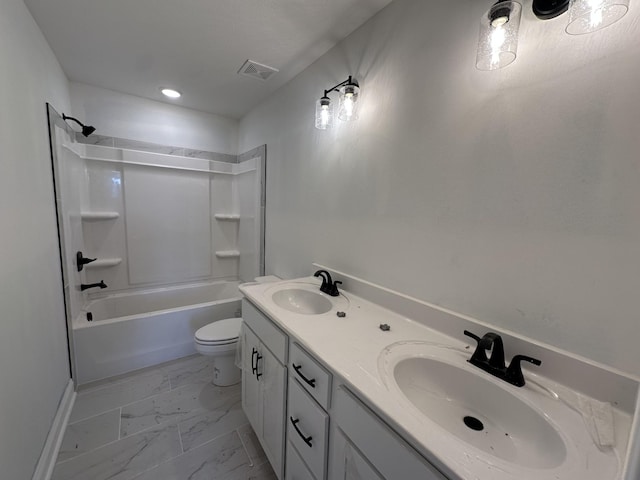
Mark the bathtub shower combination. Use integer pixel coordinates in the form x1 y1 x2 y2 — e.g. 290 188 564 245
48 106 265 384
73 281 241 384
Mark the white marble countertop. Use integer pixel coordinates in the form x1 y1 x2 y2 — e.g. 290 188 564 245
240 276 629 480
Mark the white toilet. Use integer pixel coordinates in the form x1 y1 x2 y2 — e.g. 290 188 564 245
194 317 243 386
195 276 280 386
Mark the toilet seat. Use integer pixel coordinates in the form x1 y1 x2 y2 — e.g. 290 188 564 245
195 317 242 345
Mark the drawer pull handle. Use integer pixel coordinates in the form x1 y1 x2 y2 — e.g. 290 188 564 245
255 353 263 380
251 348 258 374
290 417 313 447
292 363 316 388
252 348 263 379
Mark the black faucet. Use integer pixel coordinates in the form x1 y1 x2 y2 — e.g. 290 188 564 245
313 270 342 297
464 330 541 387
81 281 107 291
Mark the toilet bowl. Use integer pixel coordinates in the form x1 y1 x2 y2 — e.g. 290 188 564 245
194 317 243 386
195 276 281 386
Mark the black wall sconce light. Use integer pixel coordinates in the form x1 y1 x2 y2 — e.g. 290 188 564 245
315 76 360 130
477 0 629 70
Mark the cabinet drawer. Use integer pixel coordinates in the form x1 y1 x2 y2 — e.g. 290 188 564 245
333 386 447 480
242 298 288 364
286 441 316 480
288 378 329 480
290 343 332 410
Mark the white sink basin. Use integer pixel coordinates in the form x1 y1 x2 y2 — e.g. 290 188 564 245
267 282 349 315
272 288 333 315
381 343 567 469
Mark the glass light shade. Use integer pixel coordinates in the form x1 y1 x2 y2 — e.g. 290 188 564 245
476 1 522 71
315 97 334 130
337 84 360 121
566 0 629 34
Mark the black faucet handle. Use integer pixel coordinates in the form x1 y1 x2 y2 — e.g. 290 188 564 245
313 269 331 285
511 355 542 366
480 332 505 369
464 330 482 343
315 270 340 295
328 280 342 297
464 330 489 364
464 330 506 369
76 251 97 272
505 355 542 387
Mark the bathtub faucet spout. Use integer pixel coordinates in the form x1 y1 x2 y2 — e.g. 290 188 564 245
81 281 107 291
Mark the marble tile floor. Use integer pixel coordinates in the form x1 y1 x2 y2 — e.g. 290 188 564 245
52 355 276 480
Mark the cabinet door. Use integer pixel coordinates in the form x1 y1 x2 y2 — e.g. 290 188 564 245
331 429 383 480
259 345 287 478
286 442 316 480
242 325 262 437
332 387 447 480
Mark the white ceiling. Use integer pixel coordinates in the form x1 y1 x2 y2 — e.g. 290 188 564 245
24 0 393 119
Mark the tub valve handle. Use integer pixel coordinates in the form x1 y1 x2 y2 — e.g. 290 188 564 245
77 251 97 272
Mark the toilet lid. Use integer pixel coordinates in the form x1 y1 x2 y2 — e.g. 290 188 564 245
195 317 242 343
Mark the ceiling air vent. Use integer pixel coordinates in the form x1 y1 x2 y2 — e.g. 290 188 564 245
238 60 279 81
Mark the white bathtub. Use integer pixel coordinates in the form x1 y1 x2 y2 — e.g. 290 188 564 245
73 280 241 384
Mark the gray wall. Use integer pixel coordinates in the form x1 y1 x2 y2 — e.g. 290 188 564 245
238 0 640 375
0 0 71 477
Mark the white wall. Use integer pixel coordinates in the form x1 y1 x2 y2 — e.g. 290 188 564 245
239 0 640 375
0 0 71 478
71 82 239 154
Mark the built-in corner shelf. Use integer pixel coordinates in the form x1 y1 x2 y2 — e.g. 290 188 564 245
85 258 123 269
214 214 240 221
81 211 120 221
215 250 240 259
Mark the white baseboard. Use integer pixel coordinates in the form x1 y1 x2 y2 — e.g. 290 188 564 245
32 379 76 480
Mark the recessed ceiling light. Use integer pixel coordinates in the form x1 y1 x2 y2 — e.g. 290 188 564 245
160 88 181 98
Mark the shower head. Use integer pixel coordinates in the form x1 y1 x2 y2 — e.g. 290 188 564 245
62 114 96 137
82 125 96 137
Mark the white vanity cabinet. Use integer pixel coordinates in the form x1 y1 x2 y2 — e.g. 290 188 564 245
241 297 447 480
241 299 288 479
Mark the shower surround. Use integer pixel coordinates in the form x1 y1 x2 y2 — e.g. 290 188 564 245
49 111 265 384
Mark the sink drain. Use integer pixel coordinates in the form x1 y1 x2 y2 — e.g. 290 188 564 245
463 416 484 431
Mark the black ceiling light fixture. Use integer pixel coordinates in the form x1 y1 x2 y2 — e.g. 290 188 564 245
62 114 96 137
314 76 360 130
532 0 570 19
